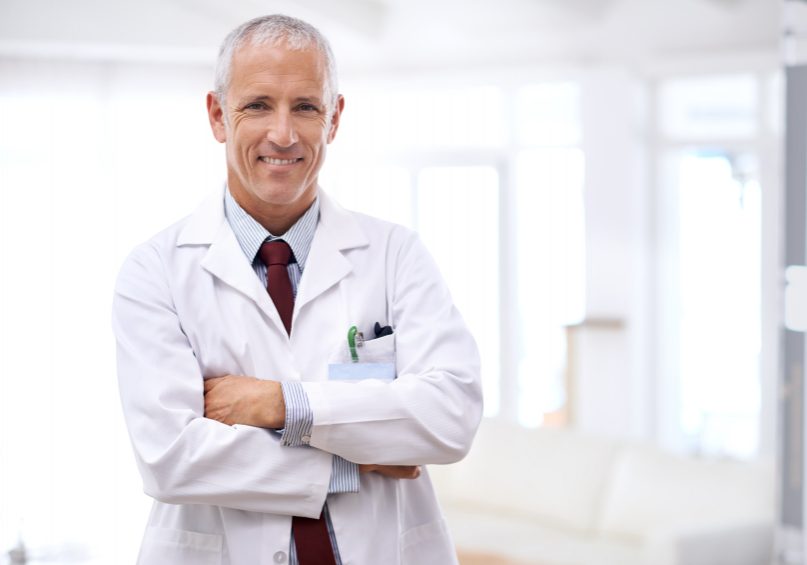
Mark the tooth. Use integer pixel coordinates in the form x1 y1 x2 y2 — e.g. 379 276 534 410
261 157 297 165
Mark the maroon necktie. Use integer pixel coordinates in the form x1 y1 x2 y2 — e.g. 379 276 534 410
258 240 337 565
259 240 295 334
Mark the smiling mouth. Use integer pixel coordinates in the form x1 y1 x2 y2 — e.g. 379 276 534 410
259 156 302 165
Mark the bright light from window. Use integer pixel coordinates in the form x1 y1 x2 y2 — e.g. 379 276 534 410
515 148 586 427
659 74 757 140
516 83 582 146
0 62 221 563
338 84 506 150
677 152 761 458
319 165 413 228
416 166 501 417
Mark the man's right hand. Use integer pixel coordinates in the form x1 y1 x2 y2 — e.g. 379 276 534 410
358 464 421 479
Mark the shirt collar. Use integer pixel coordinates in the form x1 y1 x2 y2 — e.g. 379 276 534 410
224 186 319 271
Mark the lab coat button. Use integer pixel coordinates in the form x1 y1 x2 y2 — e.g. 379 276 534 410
273 550 287 563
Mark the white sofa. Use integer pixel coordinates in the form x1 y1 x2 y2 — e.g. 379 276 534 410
428 420 775 565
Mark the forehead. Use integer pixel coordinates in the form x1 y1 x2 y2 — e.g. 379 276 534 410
228 41 328 98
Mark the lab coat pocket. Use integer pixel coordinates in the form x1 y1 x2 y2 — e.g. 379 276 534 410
328 333 396 382
137 526 223 565
359 333 395 362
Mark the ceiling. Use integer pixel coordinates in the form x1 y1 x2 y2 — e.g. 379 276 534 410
0 0 781 74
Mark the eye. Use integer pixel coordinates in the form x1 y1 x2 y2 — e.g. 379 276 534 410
297 103 319 112
244 102 267 111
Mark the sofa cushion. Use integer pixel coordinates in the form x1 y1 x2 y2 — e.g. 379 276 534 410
596 444 774 539
433 420 620 533
442 503 647 565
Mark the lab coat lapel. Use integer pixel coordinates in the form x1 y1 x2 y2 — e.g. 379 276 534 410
294 191 369 315
177 188 286 335
202 227 281 324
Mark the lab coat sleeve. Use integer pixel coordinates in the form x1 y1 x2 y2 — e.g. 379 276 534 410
112 241 330 518
281 381 360 492
303 229 483 466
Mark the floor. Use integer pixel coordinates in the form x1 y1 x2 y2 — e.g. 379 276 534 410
457 549 541 565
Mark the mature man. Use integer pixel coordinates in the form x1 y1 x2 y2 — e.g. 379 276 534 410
112 14 482 565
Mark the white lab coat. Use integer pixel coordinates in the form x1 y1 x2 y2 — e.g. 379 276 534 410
112 188 483 565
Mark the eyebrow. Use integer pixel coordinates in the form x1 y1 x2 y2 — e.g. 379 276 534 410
240 95 324 105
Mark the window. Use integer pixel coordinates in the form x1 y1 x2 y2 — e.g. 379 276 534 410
658 74 758 140
515 147 586 426
417 166 501 415
656 72 773 458
674 152 762 457
0 59 220 563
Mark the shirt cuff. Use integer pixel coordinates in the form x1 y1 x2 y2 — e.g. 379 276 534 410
329 456 360 494
279 381 313 447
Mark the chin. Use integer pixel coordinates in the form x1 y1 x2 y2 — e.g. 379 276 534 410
254 186 311 208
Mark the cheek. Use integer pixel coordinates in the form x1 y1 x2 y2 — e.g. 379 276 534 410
302 117 330 144
229 119 262 150
309 128 333 152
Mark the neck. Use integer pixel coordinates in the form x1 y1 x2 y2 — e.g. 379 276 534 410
227 183 317 235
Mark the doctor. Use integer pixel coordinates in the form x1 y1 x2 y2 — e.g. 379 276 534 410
113 14 482 565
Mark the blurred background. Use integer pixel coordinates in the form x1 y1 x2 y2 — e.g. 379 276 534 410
0 0 800 564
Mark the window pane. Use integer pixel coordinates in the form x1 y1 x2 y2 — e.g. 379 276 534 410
516 82 581 146
339 85 506 150
416 166 500 416
320 165 413 228
0 62 217 562
515 148 586 427
676 152 761 457
659 74 758 140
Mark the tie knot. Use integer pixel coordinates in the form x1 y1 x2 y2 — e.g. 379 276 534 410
259 240 293 267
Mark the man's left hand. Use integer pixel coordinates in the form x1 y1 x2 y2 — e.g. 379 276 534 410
204 375 285 429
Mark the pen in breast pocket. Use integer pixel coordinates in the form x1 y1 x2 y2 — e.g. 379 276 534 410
347 325 364 363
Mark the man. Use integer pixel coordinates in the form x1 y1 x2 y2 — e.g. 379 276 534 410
113 14 482 565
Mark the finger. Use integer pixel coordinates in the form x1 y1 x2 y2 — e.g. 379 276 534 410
369 465 421 479
203 377 222 393
394 465 415 476
396 465 420 479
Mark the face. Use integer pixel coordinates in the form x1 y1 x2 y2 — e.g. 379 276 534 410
207 41 344 231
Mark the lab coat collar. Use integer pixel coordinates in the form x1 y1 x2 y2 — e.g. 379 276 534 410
294 189 369 313
176 187 366 250
175 186 369 335
176 187 226 246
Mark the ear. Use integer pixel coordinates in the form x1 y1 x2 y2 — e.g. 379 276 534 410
206 91 227 143
326 95 345 144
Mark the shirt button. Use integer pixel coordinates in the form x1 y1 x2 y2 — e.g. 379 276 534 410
301 435 311 444
273 550 287 563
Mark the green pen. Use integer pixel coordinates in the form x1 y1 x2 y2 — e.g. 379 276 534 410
347 325 361 363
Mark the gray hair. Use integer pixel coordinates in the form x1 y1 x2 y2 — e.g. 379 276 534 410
214 14 339 111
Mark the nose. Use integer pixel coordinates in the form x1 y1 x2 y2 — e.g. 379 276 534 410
266 109 298 148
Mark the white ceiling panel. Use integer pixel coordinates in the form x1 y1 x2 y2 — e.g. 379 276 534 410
0 0 780 70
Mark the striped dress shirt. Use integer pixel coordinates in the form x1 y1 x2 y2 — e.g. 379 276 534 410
224 188 358 565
